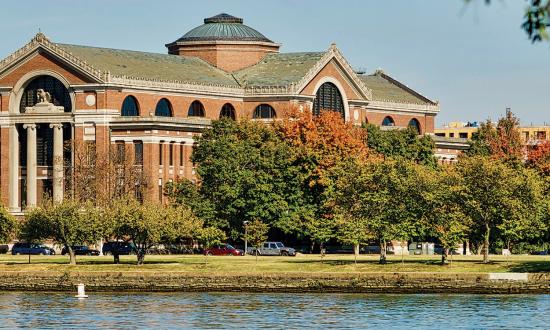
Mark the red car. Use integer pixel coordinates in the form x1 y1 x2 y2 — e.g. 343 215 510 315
204 244 244 256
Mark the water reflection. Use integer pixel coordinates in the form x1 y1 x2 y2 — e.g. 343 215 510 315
0 292 548 329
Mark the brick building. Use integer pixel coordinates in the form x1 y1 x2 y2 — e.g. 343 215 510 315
0 13 439 214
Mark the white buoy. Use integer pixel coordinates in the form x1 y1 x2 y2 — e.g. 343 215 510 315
75 283 88 298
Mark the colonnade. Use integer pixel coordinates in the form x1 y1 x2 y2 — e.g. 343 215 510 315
8 123 64 212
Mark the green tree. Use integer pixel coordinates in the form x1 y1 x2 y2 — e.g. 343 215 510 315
108 198 201 265
422 166 471 264
191 118 306 238
243 219 269 262
365 124 436 167
22 200 105 265
330 157 422 264
457 156 546 263
0 206 18 244
164 179 216 223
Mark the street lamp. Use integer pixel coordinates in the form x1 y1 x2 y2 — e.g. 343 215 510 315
243 220 249 255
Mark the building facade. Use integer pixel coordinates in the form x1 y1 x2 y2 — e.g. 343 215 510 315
0 13 439 213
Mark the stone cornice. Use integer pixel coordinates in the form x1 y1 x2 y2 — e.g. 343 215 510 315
367 100 440 114
110 117 211 132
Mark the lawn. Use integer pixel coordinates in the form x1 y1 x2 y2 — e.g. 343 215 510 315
0 253 548 274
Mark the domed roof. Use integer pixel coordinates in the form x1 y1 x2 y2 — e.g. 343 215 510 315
174 13 273 43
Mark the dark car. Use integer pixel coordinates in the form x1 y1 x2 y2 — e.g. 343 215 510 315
11 243 55 255
102 242 136 255
531 250 549 255
204 244 243 256
61 245 100 256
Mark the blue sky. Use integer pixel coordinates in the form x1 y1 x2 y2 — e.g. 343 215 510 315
1 0 549 126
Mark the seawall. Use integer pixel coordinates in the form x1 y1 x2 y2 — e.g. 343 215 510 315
0 271 548 294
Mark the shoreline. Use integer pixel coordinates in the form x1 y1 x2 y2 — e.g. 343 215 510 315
0 271 548 294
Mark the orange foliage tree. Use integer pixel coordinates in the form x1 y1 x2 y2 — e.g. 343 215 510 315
273 106 369 250
527 141 550 176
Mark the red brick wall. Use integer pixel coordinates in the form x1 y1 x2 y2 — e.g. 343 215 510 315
170 43 280 72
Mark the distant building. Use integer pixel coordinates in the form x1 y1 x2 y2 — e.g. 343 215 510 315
435 122 550 144
0 13 439 214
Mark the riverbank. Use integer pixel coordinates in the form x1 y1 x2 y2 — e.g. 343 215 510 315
0 254 548 293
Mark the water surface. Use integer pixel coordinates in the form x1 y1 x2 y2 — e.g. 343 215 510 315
0 292 548 329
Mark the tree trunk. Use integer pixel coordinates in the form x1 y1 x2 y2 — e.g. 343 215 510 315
137 249 146 266
483 223 490 263
379 240 387 264
400 241 406 265
310 241 315 254
441 248 448 265
113 253 120 264
68 247 76 265
353 243 359 264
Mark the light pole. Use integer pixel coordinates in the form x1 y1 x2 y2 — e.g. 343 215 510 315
243 220 249 255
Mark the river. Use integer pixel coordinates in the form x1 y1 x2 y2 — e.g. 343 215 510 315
0 292 548 329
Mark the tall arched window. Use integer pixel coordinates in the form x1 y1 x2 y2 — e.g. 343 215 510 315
253 104 276 119
220 103 236 120
313 82 344 118
20 75 72 113
188 100 205 117
382 116 395 126
121 96 139 117
155 98 172 117
408 118 421 134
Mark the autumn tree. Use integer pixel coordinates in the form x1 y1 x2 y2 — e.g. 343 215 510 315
467 110 524 165
526 141 550 176
275 107 367 251
22 199 105 265
68 140 149 207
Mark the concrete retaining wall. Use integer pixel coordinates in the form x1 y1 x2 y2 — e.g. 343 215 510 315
0 271 548 294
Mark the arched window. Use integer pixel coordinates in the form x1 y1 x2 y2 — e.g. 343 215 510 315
219 103 236 120
408 118 421 134
313 82 344 118
155 98 172 117
382 116 395 126
253 104 276 119
20 75 72 113
188 100 205 117
121 96 139 116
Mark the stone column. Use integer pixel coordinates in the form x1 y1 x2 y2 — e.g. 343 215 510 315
8 125 20 212
50 123 64 203
23 124 38 208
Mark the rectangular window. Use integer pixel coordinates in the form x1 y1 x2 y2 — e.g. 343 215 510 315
449 133 454 138
159 142 164 166
85 141 96 166
169 143 174 166
115 142 125 164
159 185 163 203
134 141 143 165
180 144 184 166
459 133 468 139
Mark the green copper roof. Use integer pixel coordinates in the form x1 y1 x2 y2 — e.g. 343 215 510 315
234 52 326 87
173 13 273 43
56 43 239 86
359 72 434 105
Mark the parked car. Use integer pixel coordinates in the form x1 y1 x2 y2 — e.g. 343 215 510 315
61 245 100 256
247 242 296 256
102 242 135 255
11 243 55 255
204 244 243 256
530 250 549 255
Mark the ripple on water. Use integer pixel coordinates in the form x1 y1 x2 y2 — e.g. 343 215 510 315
0 292 548 329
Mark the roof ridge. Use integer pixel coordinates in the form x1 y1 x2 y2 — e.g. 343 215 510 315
375 71 437 105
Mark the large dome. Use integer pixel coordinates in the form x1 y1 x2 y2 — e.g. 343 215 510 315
174 13 273 43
